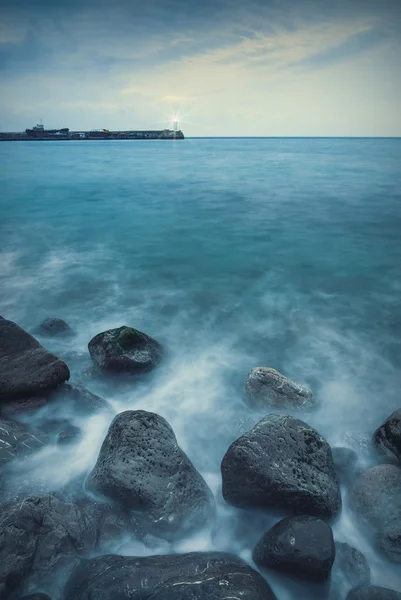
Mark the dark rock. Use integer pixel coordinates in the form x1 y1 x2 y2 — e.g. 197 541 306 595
253 515 335 582
86 410 214 539
221 414 341 519
377 519 401 563
349 465 401 530
0 494 96 600
88 326 163 374
335 542 370 588
57 425 81 446
36 317 72 336
0 396 48 418
50 383 112 415
374 410 401 462
64 552 277 600
0 417 49 467
332 447 358 482
18 595 52 600
245 367 313 409
0 318 70 402
347 585 401 599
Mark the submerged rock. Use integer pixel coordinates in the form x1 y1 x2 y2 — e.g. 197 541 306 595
64 552 277 600
332 447 358 483
57 425 81 446
49 383 112 415
36 317 72 337
335 542 371 588
86 410 214 539
374 409 401 462
0 417 49 467
350 465 401 530
347 585 401 599
19 595 52 600
0 494 96 600
244 367 313 409
377 518 401 563
221 414 341 519
253 515 335 582
88 326 163 374
0 318 70 402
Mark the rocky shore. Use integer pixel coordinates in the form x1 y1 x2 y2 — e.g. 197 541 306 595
0 315 400 599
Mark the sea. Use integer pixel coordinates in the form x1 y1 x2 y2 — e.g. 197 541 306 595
1 137 401 598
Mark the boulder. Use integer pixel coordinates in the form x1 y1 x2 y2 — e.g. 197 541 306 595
377 518 401 563
88 326 163 374
245 367 313 409
374 410 401 462
0 417 49 467
349 465 401 530
332 447 358 483
64 552 277 600
50 383 112 415
335 542 370 588
253 515 335 582
0 318 70 402
86 410 214 538
0 494 96 600
221 414 341 519
36 317 72 337
347 586 401 599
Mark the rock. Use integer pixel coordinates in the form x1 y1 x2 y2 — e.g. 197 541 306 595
64 552 277 600
332 447 358 482
88 326 163 374
347 585 401 599
0 494 96 599
86 410 214 539
0 418 49 467
221 414 341 519
50 383 112 415
253 515 335 582
245 367 313 409
18 595 52 600
57 425 81 446
36 317 72 336
0 318 70 402
377 519 401 563
0 396 48 418
349 465 401 530
374 410 401 462
335 542 370 588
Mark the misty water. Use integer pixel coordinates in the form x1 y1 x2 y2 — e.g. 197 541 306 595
1 137 401 598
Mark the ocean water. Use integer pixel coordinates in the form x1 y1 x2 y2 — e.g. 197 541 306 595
1 137 401 597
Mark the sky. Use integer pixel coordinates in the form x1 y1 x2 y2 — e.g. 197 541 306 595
0 0 400 136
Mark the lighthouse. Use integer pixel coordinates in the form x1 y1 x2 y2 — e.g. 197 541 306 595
172 114 179 133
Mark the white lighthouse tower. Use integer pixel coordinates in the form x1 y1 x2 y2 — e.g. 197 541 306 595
172 114 179 133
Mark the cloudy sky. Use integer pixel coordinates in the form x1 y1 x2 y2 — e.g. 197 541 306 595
1 0 400 136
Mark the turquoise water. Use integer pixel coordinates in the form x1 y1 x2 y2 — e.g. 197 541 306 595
1 138 401 596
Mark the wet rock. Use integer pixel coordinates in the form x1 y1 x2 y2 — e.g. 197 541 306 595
350 465 401 530
0 318 70 402
0 494 96 599
245 367 313 409
51 383 112 415
335 542 370 588
36 317 72 337
57 425 81 446
18 595 52 600
221 414 341 519
86 410 214 539
374 409 401 462
347 585 401 599
377 519 401 563
64 552 277 600
0 396 48 418
0 418 49 467
332 447 358 482
253 515 335 582
88 326 163 374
